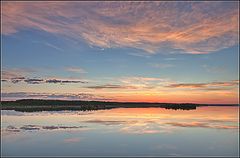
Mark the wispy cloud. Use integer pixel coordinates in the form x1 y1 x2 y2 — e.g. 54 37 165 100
202 64 227 73
65 67 87 73
11 77 26 83
45 79 87 84
1 68 36 79
3 77 87 85
24 78 44 84
120 77 168 84
1 92 112 101
86 84 137 90
2 2 238 54
32 41 64 52
167 80 239 89
2 69 88 84
128 52 151 58
85 77 170 90
119 76 171 89
43 42 64 52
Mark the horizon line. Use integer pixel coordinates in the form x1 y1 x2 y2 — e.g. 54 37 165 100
1 98 239 105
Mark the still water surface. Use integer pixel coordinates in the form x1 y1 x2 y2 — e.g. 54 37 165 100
1 106 239 156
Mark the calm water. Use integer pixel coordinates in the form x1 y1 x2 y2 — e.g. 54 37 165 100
1 106 239 156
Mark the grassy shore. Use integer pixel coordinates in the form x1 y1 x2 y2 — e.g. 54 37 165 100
1 99 238 112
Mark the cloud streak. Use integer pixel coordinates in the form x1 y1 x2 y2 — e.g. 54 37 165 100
24 78 44 84
3 75 87 85
167 80 239 89
86 84 137 90
2 68 88 84
167 122 238 129
1 68 36 79
65 67 87 73
84 119 127 126
2 2 238 54
1 92 112 101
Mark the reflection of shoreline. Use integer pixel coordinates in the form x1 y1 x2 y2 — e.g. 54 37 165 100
1 99 238 112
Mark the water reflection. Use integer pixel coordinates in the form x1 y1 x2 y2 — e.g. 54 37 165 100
1 106 239 156
5 125 87 132
63 137 82 143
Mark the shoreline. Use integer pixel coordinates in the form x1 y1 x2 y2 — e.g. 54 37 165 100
1 99 238 112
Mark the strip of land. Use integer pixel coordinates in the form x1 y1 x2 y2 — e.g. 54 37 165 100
1 99 238 112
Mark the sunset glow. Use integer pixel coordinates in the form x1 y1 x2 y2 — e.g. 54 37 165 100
1 1 239 104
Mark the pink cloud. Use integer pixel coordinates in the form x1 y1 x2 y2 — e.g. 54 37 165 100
167 80 239 89
2 2 238 54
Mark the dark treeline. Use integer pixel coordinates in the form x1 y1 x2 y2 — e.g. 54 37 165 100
1 99 237 112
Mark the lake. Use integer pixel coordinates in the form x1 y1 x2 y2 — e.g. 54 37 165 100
1 106 239 156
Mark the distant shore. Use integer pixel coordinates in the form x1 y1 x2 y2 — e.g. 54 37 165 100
1 99 238 112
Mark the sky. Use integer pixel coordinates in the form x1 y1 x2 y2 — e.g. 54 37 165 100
1 1 239 104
